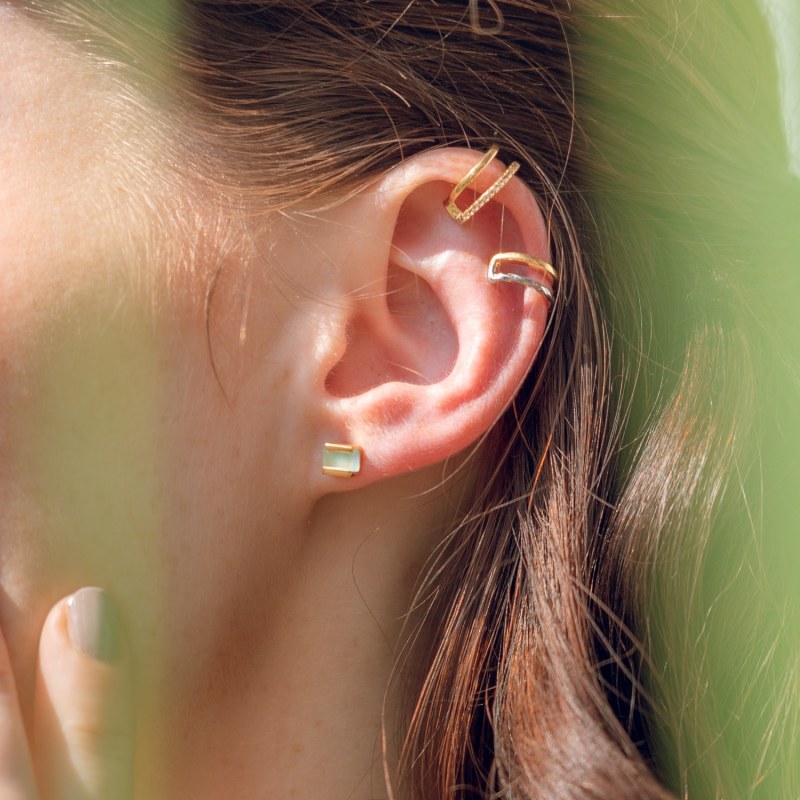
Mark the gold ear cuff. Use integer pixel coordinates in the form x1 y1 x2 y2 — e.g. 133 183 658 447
488 252 557 304
445 144 520 224
322 443 362 477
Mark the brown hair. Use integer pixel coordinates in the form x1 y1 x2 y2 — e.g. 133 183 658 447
38 0 792 796
168 2 786 798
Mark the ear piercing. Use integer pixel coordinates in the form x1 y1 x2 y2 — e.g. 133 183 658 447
488 251 557 304
322 443 362 477
446 145 559 303
445 144 520 224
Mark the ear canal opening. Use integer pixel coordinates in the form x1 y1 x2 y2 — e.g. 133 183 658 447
324 263 458 399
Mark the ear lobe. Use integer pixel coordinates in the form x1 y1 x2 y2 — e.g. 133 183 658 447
317 148 555 486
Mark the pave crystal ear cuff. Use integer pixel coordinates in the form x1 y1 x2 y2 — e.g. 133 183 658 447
322 443 362 477
445 144 520 224
488 252 558 304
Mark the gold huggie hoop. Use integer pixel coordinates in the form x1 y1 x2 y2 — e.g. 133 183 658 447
445 145 520 224
322 443 362 477
488 252 558 304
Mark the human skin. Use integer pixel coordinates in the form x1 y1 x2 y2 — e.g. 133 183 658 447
0 6 553 798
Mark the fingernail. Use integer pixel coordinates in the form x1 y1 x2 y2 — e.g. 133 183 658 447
66 587 119 662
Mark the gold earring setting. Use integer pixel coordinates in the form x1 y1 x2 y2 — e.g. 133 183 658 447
445 144 520 224
322 443 362 477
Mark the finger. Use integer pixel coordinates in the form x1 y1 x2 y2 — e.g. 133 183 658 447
33 588 134 800
0 618 39 800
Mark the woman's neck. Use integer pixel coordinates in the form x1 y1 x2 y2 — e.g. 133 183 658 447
135 473 450 800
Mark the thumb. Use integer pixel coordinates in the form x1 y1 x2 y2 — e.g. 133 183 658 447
33 588 134 800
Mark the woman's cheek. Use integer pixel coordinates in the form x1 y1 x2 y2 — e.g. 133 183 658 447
0 0 172 597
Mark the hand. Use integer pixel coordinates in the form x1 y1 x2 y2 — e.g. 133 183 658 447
0 588 134 800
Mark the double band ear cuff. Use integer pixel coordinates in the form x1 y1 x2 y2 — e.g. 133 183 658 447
445 144 520 224
488 252 558 304
322 443 362 477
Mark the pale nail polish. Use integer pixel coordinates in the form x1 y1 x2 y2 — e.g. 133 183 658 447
66 587 119 661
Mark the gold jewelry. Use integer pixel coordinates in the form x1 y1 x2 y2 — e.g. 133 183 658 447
488 252 557 304
322 443 362 477
445 145 520 224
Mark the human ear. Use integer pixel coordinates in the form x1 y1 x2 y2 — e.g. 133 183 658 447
307 147 555 488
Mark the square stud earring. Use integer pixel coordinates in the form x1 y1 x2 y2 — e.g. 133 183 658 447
322 443 363 477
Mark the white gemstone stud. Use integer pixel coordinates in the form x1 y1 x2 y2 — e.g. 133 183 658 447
322 443 362 477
